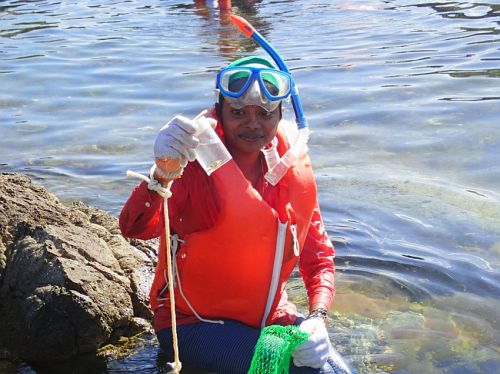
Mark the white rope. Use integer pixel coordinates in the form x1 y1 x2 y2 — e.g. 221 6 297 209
170 235 224 325
126 169 172 198
162 195 182 374
156 235 223 325
126 169 181 373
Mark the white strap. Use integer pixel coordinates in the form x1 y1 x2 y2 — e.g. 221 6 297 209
261 220 288 328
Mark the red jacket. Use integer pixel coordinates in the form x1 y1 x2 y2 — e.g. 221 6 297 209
119 119 335 331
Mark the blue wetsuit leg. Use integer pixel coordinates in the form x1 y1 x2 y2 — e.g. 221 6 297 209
157 320 355 374
157 320 257 373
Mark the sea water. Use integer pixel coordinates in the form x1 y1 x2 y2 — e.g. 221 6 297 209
1 0 499 373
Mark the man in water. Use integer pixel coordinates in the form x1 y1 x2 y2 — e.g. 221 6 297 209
120 56 354 374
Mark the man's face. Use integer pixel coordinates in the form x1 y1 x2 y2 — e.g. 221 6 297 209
220 102 281 155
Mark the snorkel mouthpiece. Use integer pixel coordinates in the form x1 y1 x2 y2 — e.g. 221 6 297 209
229 14 310 185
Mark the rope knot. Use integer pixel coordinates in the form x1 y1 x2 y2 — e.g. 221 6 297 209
126 167 172 198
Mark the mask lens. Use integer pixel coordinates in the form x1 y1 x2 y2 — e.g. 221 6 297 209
260 70 291 99
219 68 253 97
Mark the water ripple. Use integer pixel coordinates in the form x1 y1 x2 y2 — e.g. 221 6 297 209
2 0 499 372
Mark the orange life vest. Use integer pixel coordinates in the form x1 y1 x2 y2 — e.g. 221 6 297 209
150 128 317 328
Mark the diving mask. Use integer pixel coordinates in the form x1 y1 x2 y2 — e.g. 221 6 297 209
216 66 292 112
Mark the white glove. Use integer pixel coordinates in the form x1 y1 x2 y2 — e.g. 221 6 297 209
292 318 331 369
154 115 201 167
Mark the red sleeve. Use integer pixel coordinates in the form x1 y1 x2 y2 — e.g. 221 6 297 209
298 202 336 311
119 181 164 239
119 180 188 240
119 164 218 240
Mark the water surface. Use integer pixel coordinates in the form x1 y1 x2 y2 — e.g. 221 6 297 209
1 0 499 373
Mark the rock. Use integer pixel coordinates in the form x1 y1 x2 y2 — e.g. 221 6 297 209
0 173 157 363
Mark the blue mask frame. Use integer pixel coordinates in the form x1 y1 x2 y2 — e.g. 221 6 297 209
216 66 292 101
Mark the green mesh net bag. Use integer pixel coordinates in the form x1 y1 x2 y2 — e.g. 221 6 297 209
247 325 309 374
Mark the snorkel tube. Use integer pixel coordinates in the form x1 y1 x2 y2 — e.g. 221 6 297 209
230 15 310 185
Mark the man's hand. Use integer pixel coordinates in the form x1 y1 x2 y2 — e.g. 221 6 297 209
154 115 201 168
292 317 331 369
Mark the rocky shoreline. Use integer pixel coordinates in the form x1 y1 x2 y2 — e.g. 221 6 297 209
0 173 156 366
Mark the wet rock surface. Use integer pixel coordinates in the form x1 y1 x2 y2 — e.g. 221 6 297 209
0 173 156 363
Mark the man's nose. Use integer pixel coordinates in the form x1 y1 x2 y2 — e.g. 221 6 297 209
245 107 261 129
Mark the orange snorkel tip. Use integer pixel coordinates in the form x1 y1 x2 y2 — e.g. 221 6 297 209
230 14 254 38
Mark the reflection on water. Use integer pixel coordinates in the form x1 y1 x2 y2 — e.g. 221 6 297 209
1 0 499 373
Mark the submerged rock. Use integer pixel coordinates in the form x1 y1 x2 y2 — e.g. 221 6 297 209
0 173 156 363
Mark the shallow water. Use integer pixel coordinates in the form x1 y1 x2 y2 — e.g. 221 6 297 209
1 0 499 373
